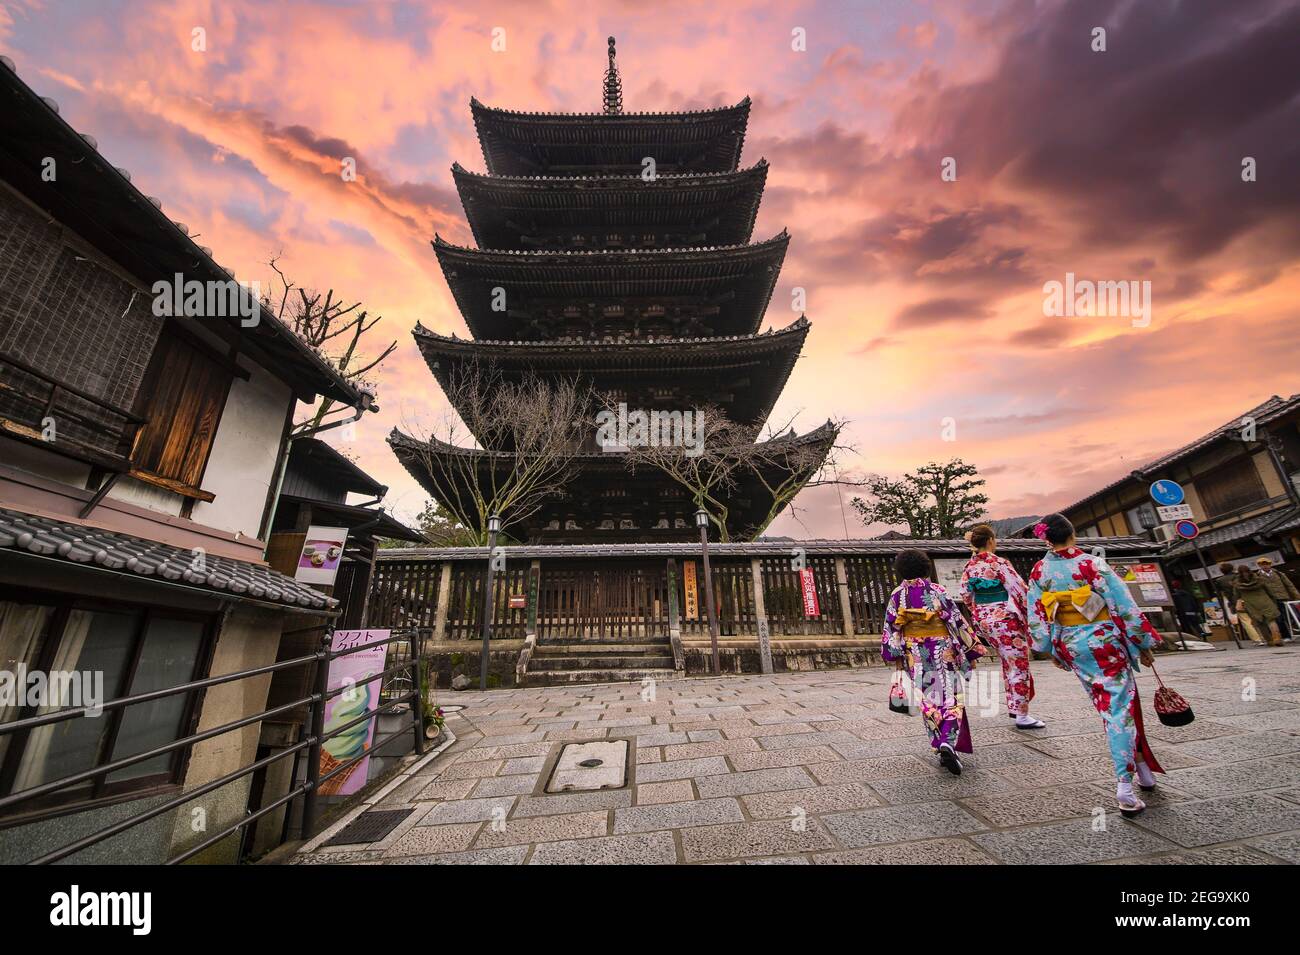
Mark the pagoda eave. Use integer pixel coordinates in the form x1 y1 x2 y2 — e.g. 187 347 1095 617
470 97 751 176
433 232 789 341
451 161 768 250
388 422 837 543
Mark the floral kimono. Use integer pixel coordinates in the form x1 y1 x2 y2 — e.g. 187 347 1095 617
959 552 1034 717
883 579 985 753
1026 547 1164 783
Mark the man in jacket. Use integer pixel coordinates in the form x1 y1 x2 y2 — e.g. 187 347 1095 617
1256 557 1300 641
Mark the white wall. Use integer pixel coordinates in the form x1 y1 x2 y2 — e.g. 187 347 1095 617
190 363 293 540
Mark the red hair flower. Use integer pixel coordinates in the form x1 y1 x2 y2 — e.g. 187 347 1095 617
1033 521 1049 539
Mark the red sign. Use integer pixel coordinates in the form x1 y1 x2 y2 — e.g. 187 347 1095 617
800 568 820 617
508 594 526 609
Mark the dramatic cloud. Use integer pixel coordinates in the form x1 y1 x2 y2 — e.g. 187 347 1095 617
4 0 1297 536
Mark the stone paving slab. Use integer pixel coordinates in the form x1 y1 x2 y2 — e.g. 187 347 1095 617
972 818 1176 864
822 801 986 848
294 645 1300 865
1130 793 1300 847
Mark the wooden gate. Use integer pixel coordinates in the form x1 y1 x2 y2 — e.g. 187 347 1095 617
538 561 669 641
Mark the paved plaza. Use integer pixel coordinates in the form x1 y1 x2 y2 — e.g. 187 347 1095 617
293 645 1300 865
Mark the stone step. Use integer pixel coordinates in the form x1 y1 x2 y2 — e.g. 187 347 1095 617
529 654 676 671
534 642 671 655
535 637 672 647
523 668 677 687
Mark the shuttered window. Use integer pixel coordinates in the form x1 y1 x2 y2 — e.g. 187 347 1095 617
1197 457 1267 518
130 331 232 492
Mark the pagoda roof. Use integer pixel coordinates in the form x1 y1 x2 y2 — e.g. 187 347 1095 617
433 232 789 340
470 96 751 176
451 161 768 250
387 421 837 543
412 317 809 429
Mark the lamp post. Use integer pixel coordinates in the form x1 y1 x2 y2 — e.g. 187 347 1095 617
480 513 501 690
696 508 721 676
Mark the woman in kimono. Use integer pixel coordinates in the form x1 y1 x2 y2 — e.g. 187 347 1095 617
959 524 1045 730
883 549 986 775
1026 514 1164 817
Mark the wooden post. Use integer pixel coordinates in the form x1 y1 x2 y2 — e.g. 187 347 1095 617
835 558 854 637
750 558 772 674
432 561 453 641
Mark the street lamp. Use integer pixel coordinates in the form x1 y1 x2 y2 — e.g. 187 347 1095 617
696 507 721 676
480 513 502 690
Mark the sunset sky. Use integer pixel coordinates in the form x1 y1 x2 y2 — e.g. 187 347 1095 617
4 0 1298 536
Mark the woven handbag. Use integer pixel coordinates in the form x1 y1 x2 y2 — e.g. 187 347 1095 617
1150 663 1194 727
888 671 910 715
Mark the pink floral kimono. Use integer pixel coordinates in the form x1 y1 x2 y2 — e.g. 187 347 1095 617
959 552 1035 717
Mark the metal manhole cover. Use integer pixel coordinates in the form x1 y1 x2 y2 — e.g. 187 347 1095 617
546 740 628 793
323 808 414 846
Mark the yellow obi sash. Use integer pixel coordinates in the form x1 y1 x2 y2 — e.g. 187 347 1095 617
895 607 948 639
1040 586 1111 626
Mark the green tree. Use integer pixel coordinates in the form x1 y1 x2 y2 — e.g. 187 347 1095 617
850 458 988 538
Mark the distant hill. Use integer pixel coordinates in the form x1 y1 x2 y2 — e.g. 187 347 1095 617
985 515 1040 537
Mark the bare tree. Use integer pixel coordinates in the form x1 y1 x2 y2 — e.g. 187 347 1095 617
403 362 587 544
265 255 396 433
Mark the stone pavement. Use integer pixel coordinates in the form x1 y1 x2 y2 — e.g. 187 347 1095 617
293 644 1300 865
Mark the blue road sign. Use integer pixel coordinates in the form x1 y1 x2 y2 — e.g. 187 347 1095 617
1150 480 1185 506
1175 519 1200 540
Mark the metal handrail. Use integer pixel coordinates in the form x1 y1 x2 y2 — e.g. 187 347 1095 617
0 627 426 864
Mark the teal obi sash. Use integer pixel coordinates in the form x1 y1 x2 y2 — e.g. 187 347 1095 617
968 578 1009 604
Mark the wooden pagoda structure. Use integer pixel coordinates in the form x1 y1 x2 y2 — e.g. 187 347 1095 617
391 37 835 543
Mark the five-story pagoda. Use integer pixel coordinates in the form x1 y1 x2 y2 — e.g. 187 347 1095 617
390 38 836 543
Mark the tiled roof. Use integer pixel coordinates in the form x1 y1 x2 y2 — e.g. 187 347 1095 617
1063 394 1300 515
1162 505 1300 558
0 508 337 611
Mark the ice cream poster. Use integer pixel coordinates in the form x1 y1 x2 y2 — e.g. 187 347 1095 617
295 525 349 585
318 629 389 796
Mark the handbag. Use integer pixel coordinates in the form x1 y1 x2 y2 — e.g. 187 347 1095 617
888 670 910 714
1150 663 1194 726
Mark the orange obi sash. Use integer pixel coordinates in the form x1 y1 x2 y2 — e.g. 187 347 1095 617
1040 586 1112 626
895 607 949 639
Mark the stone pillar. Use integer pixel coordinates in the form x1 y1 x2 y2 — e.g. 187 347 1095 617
666 558 684 672
750 557 772 674
517 559 542 685
432 561 453 641
835 558 854 637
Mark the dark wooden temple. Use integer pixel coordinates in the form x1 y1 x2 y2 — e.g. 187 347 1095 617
391 37 835 544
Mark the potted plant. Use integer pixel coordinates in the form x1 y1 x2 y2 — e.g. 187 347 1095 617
420 659 445 741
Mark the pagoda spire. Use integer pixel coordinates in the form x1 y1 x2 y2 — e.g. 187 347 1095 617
602 36 623 114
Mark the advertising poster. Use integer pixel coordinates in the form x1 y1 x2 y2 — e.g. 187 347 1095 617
1111 559 1173 607
318 629 389 797
295 525 350 586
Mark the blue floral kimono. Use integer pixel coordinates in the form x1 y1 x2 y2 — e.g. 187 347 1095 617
883 579 985 753
1026 547 1164 783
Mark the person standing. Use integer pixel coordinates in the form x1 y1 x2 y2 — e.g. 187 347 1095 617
1255 557 1299 642
959 524 1045 729
1229 564 1283 646
1169 580 1204 640
1026 514 1164 817
883 549 986 775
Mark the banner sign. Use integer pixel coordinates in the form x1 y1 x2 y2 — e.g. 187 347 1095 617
800 568 820 617
683 561 699 620
295 525 349 585
319 629 388 796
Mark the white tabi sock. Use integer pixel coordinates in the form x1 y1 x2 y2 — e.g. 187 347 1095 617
1117 780 1135 801
1135 761 1156 788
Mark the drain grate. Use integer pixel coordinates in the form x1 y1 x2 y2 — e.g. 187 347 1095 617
323 808 415 846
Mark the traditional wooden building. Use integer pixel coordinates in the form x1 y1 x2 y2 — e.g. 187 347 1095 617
0 57 371 861
390 38 835 543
